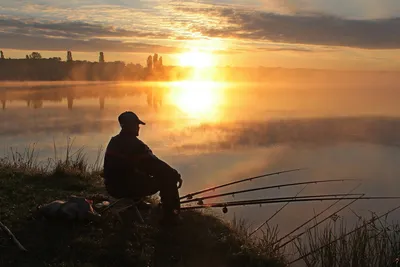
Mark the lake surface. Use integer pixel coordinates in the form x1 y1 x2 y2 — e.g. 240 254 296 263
1 80 400 244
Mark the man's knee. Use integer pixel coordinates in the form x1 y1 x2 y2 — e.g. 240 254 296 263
152 173 177 184
165 170 180 182
136 179 160 196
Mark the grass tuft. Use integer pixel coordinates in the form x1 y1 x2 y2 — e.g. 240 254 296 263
290 212 400 266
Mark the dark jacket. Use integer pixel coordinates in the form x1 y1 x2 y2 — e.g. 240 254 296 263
103 131 180 188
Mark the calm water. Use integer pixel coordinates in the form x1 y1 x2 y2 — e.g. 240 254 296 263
1 80 400 238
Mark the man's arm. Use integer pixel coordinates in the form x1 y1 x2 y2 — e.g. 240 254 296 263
135 141 181 182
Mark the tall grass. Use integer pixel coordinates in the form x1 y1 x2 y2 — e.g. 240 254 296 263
290 215 400 266
0 143 41 171
230 196 400 266
0 138 105 176
228 215 287 265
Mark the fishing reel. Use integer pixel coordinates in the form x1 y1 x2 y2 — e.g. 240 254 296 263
222 206 228 214
197 199 204 205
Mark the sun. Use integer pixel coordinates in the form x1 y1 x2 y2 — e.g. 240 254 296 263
178 50 214 68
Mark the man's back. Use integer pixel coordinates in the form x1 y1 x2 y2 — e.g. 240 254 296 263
103 133 144 186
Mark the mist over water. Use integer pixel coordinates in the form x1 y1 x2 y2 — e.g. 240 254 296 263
1 80 400 237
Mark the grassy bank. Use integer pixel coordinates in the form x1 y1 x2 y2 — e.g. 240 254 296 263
2 144 400 267
0 145 286 267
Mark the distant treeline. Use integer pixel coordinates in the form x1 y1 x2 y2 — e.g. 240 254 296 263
0 51 189 81
1 50 400 82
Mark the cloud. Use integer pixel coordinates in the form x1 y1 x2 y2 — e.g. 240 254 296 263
177 6 400 49
255 47 314 53
0 32 181 53
1 1 400 53
0 18 184 53
0 18 171 39
259 0 400 20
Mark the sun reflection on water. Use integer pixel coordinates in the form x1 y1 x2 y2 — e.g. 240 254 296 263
167 80 226 123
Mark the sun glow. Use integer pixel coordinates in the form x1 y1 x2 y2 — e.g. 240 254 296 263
178 50 214 68
168 81 225 121
170 46 225 121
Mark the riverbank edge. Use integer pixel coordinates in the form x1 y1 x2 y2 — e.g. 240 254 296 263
0 157 286 267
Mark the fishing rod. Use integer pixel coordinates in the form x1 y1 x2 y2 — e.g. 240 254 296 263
272 184 362 247
249 184 361 238
182 194 364 208
180 168 306 200
182 193 365 207
277 195 364 249
180 178 359 205
248 185 308 237
180 196 400 211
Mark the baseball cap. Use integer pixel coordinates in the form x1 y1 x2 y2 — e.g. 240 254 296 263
118 111 146 127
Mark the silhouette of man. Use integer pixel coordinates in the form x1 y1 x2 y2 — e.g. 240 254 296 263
103 111 183 224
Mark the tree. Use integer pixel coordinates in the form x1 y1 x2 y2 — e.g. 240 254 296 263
147 55 153 70
153 53 158 67
159 56 163 67
28 52 42 59
99 52 105 63
67 51 73 62
156 56 163 71
0 51 4 60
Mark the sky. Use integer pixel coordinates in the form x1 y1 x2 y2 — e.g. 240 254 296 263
0 0 400 70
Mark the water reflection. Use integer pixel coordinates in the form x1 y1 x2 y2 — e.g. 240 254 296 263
0 83 167 111
146 86 165 111
167 81 225 122
0 81 228 126
0 90 5 110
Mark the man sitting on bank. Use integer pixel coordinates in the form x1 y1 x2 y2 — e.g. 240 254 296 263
103 111 183 225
